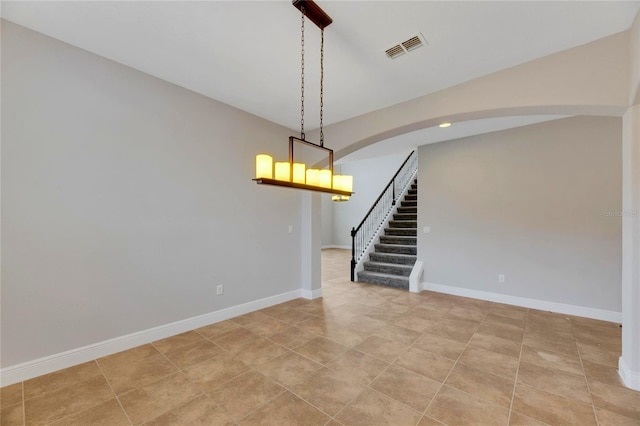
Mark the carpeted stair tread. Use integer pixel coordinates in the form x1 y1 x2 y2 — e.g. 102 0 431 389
357 270 409 289
369 252 417 265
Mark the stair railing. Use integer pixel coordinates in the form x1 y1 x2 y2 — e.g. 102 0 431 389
351 150 417 281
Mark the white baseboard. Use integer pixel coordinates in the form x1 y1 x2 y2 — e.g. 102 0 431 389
0 289 302 386
301 288 323 300
619 357 640 391
321 245 350 250
422 282 621 323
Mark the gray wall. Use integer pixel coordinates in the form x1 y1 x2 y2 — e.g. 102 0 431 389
418 116 622 311
330 152 411 247
1 21 302 367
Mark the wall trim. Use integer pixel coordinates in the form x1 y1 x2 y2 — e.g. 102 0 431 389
321 245 350 250
0 289 302 386
619 356 640 391
422 282 621 323
301 288 323 300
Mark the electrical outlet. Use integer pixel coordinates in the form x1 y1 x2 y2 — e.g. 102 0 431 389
423 226 431 234
216 284 224 295
498 274 505 283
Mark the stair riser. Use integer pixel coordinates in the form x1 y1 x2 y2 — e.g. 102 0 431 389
389 220 416 228
407 190 417 195
385 228 416 236
400 201 417 207
404 195 417 201
375 244 417 255
363 262 412 276
397 207 417 214
358 274 409 290
369 253 416 265
380 236 417 245
393 214 417 221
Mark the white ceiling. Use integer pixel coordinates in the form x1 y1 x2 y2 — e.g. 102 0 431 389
2 1 638 153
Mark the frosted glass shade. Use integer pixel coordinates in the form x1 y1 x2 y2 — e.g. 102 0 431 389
341 175 353 192
319 170 332 188
274 162 291 181
255 154 273 179
332 175 342 190
306 169 320 186
292 163 306 184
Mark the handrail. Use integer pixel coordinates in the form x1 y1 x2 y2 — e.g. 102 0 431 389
350 150 417 281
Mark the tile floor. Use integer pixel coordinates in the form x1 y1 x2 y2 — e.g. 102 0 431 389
1 248 638 425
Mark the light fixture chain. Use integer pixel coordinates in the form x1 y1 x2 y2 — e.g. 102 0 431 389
319 28 324 147
300 6 305 140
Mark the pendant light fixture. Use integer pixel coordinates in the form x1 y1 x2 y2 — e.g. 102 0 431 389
253 0 353 201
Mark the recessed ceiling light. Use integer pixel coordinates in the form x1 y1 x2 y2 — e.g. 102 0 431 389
439 122 452 128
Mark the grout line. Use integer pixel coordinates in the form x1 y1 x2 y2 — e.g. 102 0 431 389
571 320 602 426
93 359 133 426
506 308 528 426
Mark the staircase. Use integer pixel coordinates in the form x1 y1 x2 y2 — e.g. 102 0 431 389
357 179 417 289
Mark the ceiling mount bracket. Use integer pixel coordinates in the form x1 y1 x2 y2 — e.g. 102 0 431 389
292 0 332 30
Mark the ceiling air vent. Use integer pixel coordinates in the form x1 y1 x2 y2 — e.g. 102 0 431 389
385 33 427 59
385 44 405 59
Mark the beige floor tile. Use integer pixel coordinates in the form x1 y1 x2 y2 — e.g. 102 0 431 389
212 327 260 352
426 385 510 426
588 380 640 420
268 325 316 349
395 347 455 382
320 325 370 347
483 312 526 329
373 324 421 346
476 321 524 342
231 310 271 326
417 415 446 425
152 331 204 354
468 333 522 358
275 309 316 325
523 332 579 358
326 349 389 386
370 364 440 411
25 360 103 399
243 316 290 337
48 398 129 426
448 304 487 321
256 351 323 389
143 395 233 425
577 342 620 367
210 371 284 421
293 299 330 316
413 332 467 360
336 388 422 426
183 353 249 394
241 391 330 426
573 328 621 352
234 338 289 365
294 337 348 364
99 352 177 395
459 346 519 380
595 407 640 426
0 383 22 408
421 318 477 344
292 367 365 416
1 403 23 426
488 304 528 321
118 373 200 424
280 298 314 310
582 360 625 388
195 320 241 339
445 363 515 408
354 336 408 363
393 315 435 333
164 340 223 369
508 411 549 425
24 375 113 426
98 344 158 369
516 361 590 403
519 345 583 376
260 304 297 319
511 383 596 425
